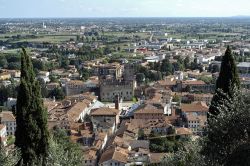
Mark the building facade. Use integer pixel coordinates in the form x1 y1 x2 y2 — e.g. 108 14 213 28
0 111 16 136
100 79 136 102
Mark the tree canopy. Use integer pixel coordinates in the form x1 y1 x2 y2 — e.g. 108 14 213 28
15 48 49 165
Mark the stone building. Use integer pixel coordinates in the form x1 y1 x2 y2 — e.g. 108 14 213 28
65 80 87 96
100 79 136 102
92 63 123 79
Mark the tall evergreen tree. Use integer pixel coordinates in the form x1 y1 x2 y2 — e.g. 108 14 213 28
209 46 240 116
15 48 49 165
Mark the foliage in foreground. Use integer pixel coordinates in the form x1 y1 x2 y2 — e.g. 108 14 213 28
15 48 49 165
0 145 21 166
203 90 250 166
157 91 250 166
209 46 240 116
46 128 84 166
155 139 204 166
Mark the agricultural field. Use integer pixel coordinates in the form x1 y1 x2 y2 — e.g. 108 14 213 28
11 35 77 44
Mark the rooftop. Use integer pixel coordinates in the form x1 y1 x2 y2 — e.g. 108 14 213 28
0 111 15 122
181 101 208 112
99 146 128 164
90 107 119 116
176 127 193 135
67 101 87 121
135 104 163 114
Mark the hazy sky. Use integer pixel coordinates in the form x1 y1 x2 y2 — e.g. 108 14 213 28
0 0 250 18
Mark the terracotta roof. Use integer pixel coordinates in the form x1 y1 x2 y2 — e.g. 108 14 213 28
90 107 119 116
176 127 192 135
0 111 15 122
70 134 81 143
84 149 98 160
182 80 206 85
129 140 149 150
149 153 168 163
67 80 85 85
80 129 93 138
43 100 59 112
99 146 128 164
157 80 176 86
113 136 127 147
67 101 87 121
190 93 213 97
0 72 11 76
181 101 208 112
126 119 171 135
135 104 163 114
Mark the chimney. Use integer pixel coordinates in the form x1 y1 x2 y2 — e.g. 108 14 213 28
115 95 120 110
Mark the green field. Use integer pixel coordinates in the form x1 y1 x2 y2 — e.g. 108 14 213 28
11 35 76 44
104 32 150 39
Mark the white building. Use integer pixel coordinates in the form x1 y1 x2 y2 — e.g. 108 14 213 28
237 62 250 76
0 124 7 146
187 115 207 135
197 54 216 64
0 111 16 136
4 98 17 109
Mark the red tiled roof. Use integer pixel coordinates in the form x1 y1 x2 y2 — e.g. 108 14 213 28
91 107 119 116
181 102 208 112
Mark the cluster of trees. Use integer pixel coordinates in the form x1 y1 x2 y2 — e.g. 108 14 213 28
0 84 18 105
47 45 109 63
150 137 181 153
0 53 21 70
136 65 162 83
135 56 201 84
32 59 58 74
149 130 189 153
158 46 250 166
35 78 65 100
0 48 84 166
136 55 208 85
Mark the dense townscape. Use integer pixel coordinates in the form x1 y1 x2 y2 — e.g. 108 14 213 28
0 17 250 166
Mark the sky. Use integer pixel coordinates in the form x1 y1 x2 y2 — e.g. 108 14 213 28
0 0 250 18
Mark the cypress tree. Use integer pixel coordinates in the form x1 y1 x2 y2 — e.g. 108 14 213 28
15 48 49 165
209 46 240 115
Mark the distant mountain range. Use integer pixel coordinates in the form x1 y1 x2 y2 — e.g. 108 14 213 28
231 15 250 18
